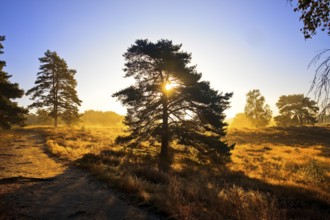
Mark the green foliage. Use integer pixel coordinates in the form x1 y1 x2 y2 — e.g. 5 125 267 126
113 39 234 165
290 0 330 39
244 89 272 128
0 36 28 129
26 50 82 127
26 109 53 125
61 108 81 126
274 94 318 126
35 109 53 124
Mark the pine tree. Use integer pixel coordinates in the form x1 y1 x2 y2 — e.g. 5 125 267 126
244 89 272 128
0 36 27 129
26 50 82 127
113 39 234 169
274 94 319 126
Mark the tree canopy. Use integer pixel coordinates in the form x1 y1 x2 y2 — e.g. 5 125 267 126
274 94 319 126
0 36 27 129
244 89 272 128
290 0 330 39
26 50 82 127
113 39 234 169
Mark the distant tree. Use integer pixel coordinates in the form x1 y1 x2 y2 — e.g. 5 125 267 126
274 94 318 126
61 106 81 126
26 50 82 127
0 36 28 129
230 113 253 129
244 89 272 128
113 39 234 169
36 109 53 125
26 113 39 125
26 109 53 126
318 113 330 123
81 110 123 126
289 0 330 116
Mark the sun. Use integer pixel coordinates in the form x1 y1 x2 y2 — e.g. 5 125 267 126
165 82 173 91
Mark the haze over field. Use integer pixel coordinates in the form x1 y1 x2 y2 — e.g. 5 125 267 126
1 0 329 118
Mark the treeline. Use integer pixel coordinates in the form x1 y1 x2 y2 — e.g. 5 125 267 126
26 110 123 127
80 110 123 126
230 89 325 129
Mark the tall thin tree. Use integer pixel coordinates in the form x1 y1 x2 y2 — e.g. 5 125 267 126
26 50 81 127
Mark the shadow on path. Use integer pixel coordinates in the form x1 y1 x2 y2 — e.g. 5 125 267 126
0 128 158 220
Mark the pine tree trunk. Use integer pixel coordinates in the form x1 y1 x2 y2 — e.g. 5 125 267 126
53 72 58 128
53 90 58 128
159 93 169 171
54 110 58 128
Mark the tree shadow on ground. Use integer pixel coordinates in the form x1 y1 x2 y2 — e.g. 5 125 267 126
217 169 330 219
76 146 330 220
228 126 330 158
0 128 159 220
0 166 159 220
10 126 327 219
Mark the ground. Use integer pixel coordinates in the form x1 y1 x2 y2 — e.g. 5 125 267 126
0 128 159 220
1 126 329 219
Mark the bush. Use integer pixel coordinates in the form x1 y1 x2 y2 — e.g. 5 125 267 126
301 159 326 184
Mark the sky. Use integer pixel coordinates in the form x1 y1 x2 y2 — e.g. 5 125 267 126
0 0 329 118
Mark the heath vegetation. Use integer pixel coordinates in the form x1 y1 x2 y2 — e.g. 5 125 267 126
44 124 330 219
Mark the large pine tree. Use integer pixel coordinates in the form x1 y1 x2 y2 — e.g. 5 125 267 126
113 39 234 169
26 50 82 127
0 36 27 129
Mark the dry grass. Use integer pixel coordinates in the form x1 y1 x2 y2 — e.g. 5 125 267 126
44 125 330 219
45 126 123 160
227 127 329 187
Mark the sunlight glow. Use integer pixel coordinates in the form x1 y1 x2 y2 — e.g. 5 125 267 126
165 82 174 91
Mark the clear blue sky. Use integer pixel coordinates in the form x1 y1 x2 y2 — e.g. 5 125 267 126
1 0 329 118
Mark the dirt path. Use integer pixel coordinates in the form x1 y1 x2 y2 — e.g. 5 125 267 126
0 128 158 220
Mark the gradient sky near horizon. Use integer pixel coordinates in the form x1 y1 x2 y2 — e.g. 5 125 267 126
1 0 329 118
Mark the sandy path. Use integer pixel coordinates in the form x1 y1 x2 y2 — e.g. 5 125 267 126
0 128 159 220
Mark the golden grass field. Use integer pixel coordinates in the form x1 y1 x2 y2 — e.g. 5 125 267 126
44 125 330 220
